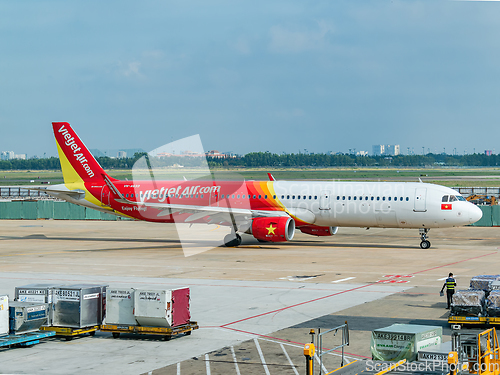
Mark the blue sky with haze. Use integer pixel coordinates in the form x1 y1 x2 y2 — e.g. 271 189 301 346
1 0 499 157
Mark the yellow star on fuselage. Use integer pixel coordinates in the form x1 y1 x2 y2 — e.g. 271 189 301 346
266 224 276 235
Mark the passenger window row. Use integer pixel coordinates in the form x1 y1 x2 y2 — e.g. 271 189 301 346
336 196 410 202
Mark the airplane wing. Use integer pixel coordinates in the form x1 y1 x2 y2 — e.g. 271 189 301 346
105 174 289 226
114 198 289 223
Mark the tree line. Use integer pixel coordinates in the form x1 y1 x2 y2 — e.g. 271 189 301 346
0 152 499 170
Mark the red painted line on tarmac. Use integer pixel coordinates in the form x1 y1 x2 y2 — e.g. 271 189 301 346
220 283 375 327
221 251 498 328
408 251 498 276
220 326 371 359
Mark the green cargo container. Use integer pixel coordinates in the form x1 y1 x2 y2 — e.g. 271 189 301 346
371 324 442 362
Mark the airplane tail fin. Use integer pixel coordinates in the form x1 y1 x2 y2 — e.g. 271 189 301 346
52 122 110 184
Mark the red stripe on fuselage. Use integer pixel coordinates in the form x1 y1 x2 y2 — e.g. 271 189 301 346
85 180 285 223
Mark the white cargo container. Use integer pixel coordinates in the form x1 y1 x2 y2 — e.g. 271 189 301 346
134 287 190 328
105 288 136 325
0 295 8 337
15 284 60 326
9 301 49 335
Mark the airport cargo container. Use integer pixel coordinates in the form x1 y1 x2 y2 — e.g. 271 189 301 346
9 301 49 335
134 287 190 328
52 285 105 328
486 291 500 317
417 341 451 363
470 275 500 295
451 290 485 316
105 288 136 325
15 284 60 325
371 324 442 362
0 295 8 337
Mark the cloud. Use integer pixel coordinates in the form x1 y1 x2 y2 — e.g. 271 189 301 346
268 21 334 53
233 37 251 55
120 61 142 77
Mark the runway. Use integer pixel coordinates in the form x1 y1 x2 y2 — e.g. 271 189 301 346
0 220 499 374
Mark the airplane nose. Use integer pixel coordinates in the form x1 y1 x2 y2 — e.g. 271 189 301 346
468 204 483 224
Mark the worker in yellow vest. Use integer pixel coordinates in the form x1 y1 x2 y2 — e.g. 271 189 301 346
440 272 456 309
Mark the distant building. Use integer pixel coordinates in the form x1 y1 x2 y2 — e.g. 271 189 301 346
356 151 368 156
372 145 385 156
1 151 14 160
485 150 493 156
372 145 400 156
385 145 400 156
0 151 26 160
117 151 127 158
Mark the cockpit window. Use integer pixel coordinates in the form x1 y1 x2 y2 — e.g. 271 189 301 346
449 195 458 202
456 195 466 201
442 195 449 202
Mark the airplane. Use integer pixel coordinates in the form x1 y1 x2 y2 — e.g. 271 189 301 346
41 122 483 249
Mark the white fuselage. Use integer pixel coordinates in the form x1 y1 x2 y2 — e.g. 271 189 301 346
272 181 482 229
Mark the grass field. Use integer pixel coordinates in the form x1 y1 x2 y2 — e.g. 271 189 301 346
2 167 500 187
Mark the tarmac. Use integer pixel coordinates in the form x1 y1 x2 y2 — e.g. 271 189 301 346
0 220 499 374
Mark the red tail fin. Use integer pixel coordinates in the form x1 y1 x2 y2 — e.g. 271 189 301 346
52 122 108 184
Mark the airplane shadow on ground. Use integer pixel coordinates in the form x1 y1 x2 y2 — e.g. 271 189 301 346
0 234 417 251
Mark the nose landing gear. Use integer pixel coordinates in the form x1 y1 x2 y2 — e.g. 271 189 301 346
419 228 431 249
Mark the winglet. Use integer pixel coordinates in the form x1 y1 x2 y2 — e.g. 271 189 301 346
267 173 276 181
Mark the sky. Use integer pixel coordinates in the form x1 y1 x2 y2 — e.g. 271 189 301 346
1 0 500 158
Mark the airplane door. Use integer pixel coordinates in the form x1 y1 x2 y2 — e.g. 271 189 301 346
414 188 427 212
319 191 331 210
210 190 219 207
100 185 111 207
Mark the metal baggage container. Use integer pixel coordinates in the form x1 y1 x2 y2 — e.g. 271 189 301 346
0 295 8 337
52 284 105 328
9 301 49 335
134 287 190 328
105 288 136 325
15 284 60 326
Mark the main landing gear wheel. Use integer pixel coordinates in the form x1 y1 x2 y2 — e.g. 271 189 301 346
420 240 431 249
419 228 431 249
224 233 242 247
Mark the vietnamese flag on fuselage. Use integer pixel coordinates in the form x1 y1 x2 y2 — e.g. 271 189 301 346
441 203 452 210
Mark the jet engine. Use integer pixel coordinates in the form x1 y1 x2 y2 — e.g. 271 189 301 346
251 217 295 242
299 225 339 236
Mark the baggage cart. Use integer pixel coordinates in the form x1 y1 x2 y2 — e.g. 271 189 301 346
40 325 99 341
0 330 55 349
100 321 198 340
449 315 500 327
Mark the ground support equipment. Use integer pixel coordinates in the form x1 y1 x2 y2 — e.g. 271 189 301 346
0 330 55 349
449 315 500 327
40 325 99 340
100 321 199 340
